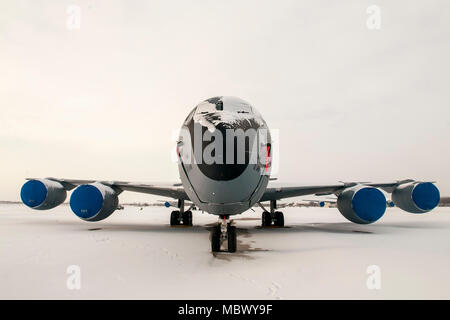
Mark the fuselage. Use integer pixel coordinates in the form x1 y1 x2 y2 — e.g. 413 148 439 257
177 96 272 216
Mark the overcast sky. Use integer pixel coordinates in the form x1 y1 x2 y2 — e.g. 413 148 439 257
1 0 449 202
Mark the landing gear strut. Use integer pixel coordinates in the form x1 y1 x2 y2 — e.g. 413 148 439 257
260 200 284 227
211 215 237 253
170 199 193 226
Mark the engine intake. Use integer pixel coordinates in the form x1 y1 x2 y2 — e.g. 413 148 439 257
392 182 440 213
70 183 119 222
20 179 67 210
337 186 386 224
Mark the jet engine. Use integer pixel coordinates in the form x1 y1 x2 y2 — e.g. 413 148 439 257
20 179 67 210
392 182 440 213
70 182 119 221
337 185 386 224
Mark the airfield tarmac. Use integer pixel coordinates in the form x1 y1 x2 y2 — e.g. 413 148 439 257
0 204 449 299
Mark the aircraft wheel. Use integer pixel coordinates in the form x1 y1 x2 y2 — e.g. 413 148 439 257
227 225 237 253
182 210 193 226
211 226 221 252
274 211 284 227
170 211 180 226
262 211 272 227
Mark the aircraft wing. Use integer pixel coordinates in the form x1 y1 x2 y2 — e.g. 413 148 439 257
260 179 417 201
25 178 190 200
260 184 345 201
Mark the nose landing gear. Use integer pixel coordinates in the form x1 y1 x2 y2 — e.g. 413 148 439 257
211 215 237 253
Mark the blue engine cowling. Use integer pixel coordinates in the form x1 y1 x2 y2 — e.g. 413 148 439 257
392 182 440 213
20 179 67 210
70 182 119 222
337 186 386 224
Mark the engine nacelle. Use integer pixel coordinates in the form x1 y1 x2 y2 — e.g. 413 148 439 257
392 182 440 213
70 182 119 222
21 179 67 210
337 186 386 224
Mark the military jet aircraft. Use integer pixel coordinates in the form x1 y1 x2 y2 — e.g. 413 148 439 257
20 96 441 252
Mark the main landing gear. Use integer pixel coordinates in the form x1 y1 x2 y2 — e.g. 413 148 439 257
211 215 237 253
260 200 284 227
170 199 193 226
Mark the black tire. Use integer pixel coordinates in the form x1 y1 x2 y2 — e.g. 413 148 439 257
170 211 179 226
262 211 272 227
183 210 193 226
211 226 221 252
227 226 237 253
275 211 284 227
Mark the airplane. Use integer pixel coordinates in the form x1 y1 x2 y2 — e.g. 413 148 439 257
20 96 441 253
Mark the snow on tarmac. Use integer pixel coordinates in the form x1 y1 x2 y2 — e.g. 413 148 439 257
1 204 449 299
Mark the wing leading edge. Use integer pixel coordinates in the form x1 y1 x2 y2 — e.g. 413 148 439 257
25 177 189 200
28 178 429 202
260 179 421 201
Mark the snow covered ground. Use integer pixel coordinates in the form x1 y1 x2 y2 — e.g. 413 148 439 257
1 203 449 299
